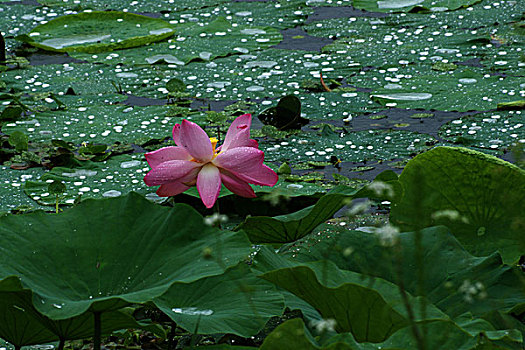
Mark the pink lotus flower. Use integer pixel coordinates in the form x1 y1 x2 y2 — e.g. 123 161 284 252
144 114 278 208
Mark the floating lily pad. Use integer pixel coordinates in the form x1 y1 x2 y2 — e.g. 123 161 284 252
390 146 525 264
2 104 183 144
21 11 175 53
1 63 173 99
23 154 152 206
355 66 521 111
108 48 361 101
0 166 46 212
58 0 230 14
307 8 524 74
70 17 282 66
353 0 482 12
439 111 525 151
0 192 251 320
258 128 435 164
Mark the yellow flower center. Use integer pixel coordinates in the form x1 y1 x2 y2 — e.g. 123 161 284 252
210 137 218 153
209 137 221 160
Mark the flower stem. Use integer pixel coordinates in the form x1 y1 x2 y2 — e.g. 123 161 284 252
93 311 102 350
213 200 221 229
0 32 6 66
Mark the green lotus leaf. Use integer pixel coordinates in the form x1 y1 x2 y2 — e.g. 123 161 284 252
286 225 525 321
327 318 523 349
0 192 251 320
154 264 284 337
236 186 359 244
0 277 164 348
261 316 523 349
0 278 58 348
237 173 401 244
260 258 447 342
260 318 321 350
21 11 175 53
390 146 525 263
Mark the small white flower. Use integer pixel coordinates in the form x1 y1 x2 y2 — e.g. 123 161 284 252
431 209 469 223
204 213 228 226
311 318 337 333
458 279 487 303
367 181 394 198
374 224 400 247
346 200 372 216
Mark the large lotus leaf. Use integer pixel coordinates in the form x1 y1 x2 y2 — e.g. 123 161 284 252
455 313 523 348
0 277 164 347
260 259 448 342
0 192 251 320
329 318 522 349
259 127 435 164
236 186 359 244
69 17 282 66
21 11 175 53
250 246 324 325
260 315 523 350
286 225 525 320
439 111 525 152
262 317 523 350
0 278 58 348
260 318 323 350
390 146 525 263
154 264 284 337
352 0 481 13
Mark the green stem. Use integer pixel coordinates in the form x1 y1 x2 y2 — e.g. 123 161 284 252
0 32 6 66
213 200 221 229
394 248 425 350
57 338 65 350
93 311 102 350
167 321 177 350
